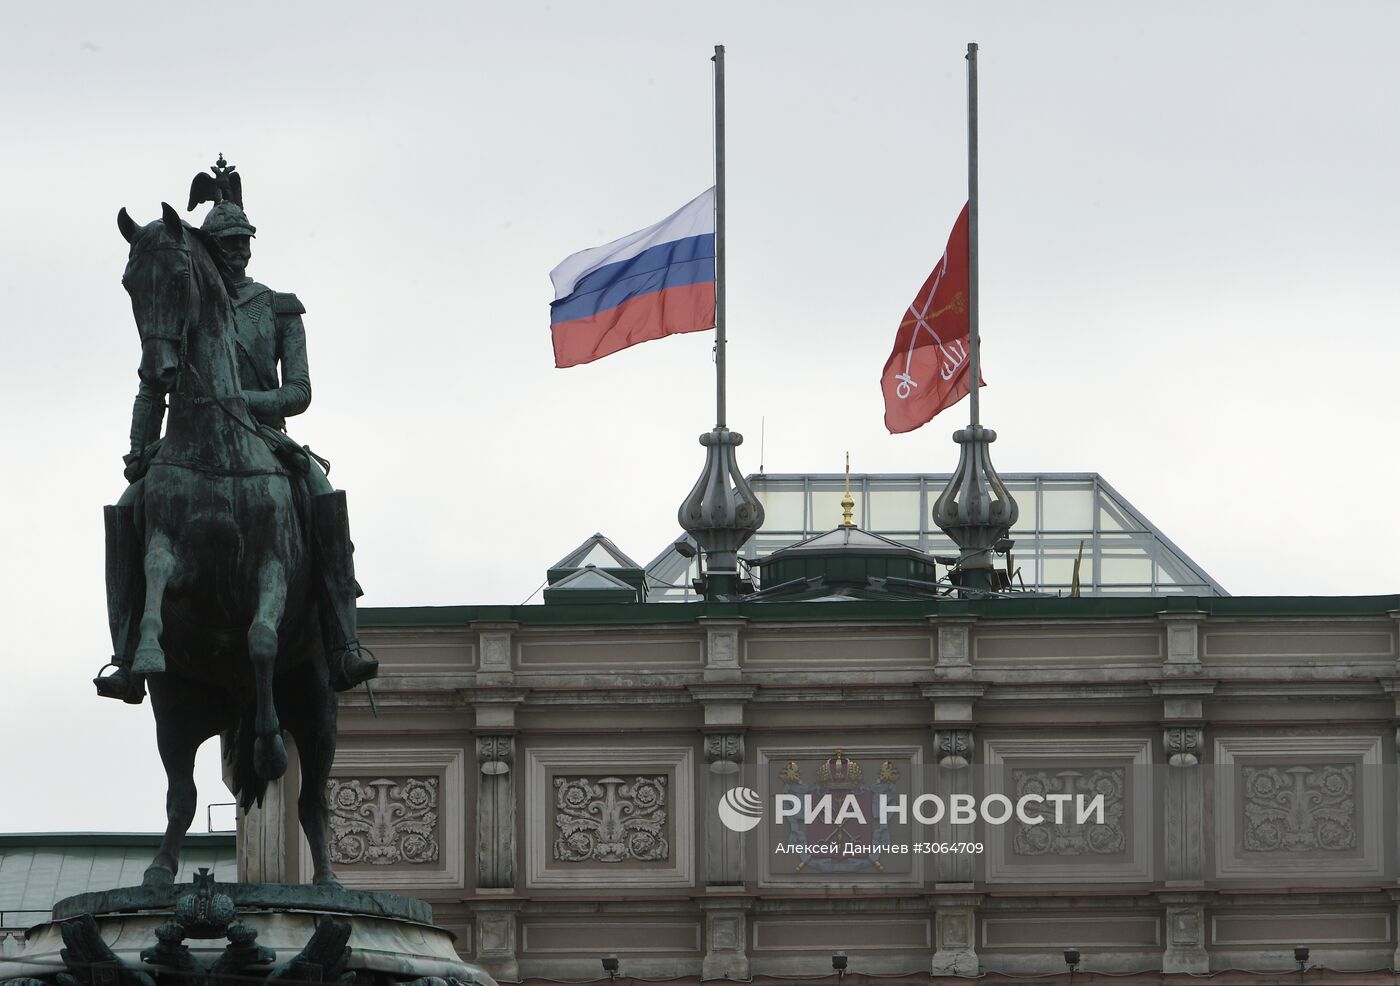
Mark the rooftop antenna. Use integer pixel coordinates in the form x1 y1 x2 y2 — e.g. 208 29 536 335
931 42 1019 595
760 416 765 474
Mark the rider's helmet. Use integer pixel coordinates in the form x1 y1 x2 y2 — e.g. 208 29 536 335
201 201 256 239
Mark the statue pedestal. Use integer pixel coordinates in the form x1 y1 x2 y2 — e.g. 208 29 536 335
0 882 496 986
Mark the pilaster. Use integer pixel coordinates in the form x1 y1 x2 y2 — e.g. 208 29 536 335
471 898 522 982
1152 681 1213 888
702 730 746 886
931 616 976 669
699 617 746 682
1157 610 1207 676
1388 888 1400 972
691 683 756 888
476 733 516 890
1378 679 1400 884
923 682 985 887
1158 892 1212 974
1390 610 1400 673
699 896 753 980
473 621 518 686
928 893 982 977
471 619 526 892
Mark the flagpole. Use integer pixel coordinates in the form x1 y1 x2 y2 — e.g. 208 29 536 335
966 41 980 429
933 40 1018 595
713 43 727 429
679 43 763 597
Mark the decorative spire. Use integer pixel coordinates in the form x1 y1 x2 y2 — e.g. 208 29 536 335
840 452 855 527
677 428 764 597
932 424 1017 591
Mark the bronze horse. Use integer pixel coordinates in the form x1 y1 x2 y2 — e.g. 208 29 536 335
117 203 339 887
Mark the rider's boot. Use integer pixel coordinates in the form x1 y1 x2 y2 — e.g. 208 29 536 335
94 504 147 704
313 491 378 692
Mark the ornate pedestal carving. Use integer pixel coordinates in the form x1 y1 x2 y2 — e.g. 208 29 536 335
0 877 495 986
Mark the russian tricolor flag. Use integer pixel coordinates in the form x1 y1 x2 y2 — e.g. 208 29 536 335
550 188 716 368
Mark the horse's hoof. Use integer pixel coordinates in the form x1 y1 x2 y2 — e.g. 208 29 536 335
313 873 344 891
132 644 166 675
254 733 288 780
142 864 175 891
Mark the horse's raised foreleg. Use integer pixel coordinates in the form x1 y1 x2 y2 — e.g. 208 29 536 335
249 558 289 780
132 530 176 675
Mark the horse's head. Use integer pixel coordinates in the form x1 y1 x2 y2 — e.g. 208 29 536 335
118 202 235 392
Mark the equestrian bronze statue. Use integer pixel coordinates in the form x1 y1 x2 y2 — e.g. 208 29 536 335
106 158 376 888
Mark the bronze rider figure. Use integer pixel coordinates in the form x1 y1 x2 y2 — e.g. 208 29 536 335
97 156 377 703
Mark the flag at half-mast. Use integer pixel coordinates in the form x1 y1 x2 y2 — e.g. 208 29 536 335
880 202 983 434
550 188 716 368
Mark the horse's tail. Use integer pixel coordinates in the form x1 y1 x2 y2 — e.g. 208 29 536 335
223 717 270 812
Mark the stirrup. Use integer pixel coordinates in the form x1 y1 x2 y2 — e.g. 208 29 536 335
330 643 379 691
94 661 146 705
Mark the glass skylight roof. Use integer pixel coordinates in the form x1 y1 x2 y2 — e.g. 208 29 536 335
550 533 644 572
644 473 1226 602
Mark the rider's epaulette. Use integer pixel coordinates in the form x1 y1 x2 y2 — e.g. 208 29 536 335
273 292 306 316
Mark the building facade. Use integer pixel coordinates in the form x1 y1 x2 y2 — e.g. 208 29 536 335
241 590 1400 983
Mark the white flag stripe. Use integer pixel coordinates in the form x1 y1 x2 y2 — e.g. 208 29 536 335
550 187 716 301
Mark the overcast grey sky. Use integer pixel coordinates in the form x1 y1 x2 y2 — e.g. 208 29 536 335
3 1 1397 832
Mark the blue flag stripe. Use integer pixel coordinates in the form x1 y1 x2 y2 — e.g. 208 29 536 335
550 233 715 325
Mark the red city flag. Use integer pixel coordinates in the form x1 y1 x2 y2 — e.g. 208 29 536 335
880 203 982 434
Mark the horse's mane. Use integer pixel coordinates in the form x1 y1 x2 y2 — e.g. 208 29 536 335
188 225 241 300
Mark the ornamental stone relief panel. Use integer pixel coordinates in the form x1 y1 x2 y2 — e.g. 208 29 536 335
1012 768 1126 856
553 775 670 863
327 776 440 865
1214 736 1383 880
982 738 1152 884
1241 764 1356 853
525 748 695 888
303 747 464 889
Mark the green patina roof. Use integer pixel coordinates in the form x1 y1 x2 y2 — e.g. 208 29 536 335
0 833 235 932
542 565 641 605
359 593 1400 629
751 525 942 597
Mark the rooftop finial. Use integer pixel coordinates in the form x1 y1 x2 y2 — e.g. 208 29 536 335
840 452 855 527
